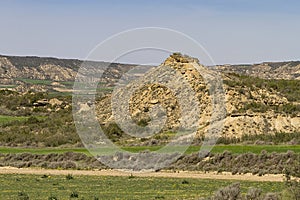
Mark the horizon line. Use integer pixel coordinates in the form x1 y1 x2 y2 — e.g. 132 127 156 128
1 53 299 67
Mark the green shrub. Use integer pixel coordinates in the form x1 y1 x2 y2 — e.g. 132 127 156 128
17 191 29 200
48 195 58 200
137 118 149 127
241 132 300 144
41 174 49 179
70 191 79 198
102 122 123 142
66 174 74 180
154 195 165 199
225 74 300 102
128 174 135 179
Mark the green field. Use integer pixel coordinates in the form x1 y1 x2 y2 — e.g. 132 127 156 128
0 84 16 89
0 145 299 155
0 174 285 200
15 78 74 88
16 78 54 85
0 115 29 124
0 147 91 155
0 115 46 125
122 145 300 154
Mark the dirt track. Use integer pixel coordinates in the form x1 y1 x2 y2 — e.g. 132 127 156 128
0 167 287 182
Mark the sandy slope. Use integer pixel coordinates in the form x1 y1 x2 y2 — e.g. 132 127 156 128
0 167 287 182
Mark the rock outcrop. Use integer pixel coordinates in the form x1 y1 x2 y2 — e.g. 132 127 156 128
96 53 300 139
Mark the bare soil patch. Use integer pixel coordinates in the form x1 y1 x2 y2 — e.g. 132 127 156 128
0 167 287 182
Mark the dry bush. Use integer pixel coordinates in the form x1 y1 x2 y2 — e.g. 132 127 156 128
212 183 241 200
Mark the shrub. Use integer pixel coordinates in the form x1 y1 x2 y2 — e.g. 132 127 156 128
48 195 58 200
212 183 241 200
102 122 123 142
208 184 281 200
17 191 29 200
70 191 79 198
137 118 149 127
41 174 49 179
154 195 165 199
263 193 279 200
66 174 73 180
283 168 300 200
63 161 76 169
128 174 135 179
245 188 262 200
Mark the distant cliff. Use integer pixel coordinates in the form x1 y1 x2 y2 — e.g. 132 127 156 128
0 54 135 92
214 61 300 80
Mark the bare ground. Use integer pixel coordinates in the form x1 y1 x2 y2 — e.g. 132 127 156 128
0 167 288 182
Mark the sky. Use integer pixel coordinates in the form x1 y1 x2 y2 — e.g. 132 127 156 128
1 0 300 65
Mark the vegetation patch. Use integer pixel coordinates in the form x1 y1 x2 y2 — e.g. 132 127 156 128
0 150 299 177
0 174 287 199
224 73 300 102
0 115 29 124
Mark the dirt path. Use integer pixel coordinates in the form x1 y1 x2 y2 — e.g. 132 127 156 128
0 167 287 182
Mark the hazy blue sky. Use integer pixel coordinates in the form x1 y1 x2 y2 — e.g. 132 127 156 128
1 0 300 65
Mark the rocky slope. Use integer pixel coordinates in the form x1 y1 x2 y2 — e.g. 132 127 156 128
0 56 79 81
1 53 300 140
0 54 135 92
96 53 300 140
214 61 300 80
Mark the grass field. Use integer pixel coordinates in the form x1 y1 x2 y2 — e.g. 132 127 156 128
16 78 74 88
0 145 299 155
122 145 300 154
16 78 54 85
0 115 46 125
0 84 16 89
0 174 285 200
0 115 29 124
0 147 91 155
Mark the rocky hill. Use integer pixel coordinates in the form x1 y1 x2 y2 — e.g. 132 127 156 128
0 54 136 93
96 53 300 143
1 53 300 142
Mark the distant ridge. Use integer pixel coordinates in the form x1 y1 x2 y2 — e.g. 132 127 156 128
1 54 300 82
214 60 300 80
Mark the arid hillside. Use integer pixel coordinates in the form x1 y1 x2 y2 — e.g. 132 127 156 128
97 53 300 143
0 53 299 146
214 61 300 80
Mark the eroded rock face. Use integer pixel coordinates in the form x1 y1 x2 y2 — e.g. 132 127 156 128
0 55 136 93
215 61 300 80
96 53 300 139
223 113 300 138
0 56 77 81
